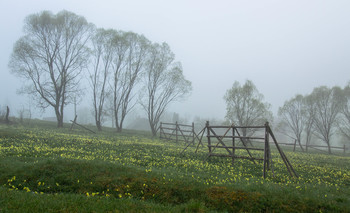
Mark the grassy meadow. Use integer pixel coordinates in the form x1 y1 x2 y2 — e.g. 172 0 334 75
0 120 350 212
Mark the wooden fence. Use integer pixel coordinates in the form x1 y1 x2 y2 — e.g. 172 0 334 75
305 144 348 154
257 140 348 154
159 122 196 145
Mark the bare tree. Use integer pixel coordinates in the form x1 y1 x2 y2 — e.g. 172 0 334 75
108 31 129 131
338 82 350 141
90 29 115 131
9 10 93 127
108 31 150 132
224 80 273 140
278 94 305 151
306 86 344 154
140 42 192 136
303 98 315 152
113 32 150 132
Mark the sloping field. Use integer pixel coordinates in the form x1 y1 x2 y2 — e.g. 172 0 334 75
0 122 349 212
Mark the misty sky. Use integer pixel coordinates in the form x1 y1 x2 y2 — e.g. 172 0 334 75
1 0 350 120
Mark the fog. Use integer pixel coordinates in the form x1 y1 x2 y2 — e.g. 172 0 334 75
1 0 350 123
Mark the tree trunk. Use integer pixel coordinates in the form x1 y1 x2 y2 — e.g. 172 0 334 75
150 122 157 137
96 120 102 131
55 107 64 128
115 117 122 133
116 126 122 133
297 139 305 152
5 106 10 124
327 142 332 154
57 118 63 128
151 127 157 137
305 129 312 153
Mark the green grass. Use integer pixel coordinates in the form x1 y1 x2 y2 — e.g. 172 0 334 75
0 121 350 212
0 186 183 213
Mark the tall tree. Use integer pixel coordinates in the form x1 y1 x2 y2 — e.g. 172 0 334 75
90 29 115 131
306 86 344 154
303 97 315 152
111 31 150 132
108 31 129 131
278 94 305 151
224 80 273 140
140 42 192 136
338 82 350 141
9 10 93 127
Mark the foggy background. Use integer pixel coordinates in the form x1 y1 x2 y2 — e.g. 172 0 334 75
1 0 350 124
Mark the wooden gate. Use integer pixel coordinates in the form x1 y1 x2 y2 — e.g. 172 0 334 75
205 121 297 178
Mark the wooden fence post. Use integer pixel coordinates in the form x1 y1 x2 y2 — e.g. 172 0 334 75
206 121 211 155
70 115 78 131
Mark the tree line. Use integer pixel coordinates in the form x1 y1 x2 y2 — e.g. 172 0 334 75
224 80 350 154
9 10 192 136
9 10 350 147
277 85 350 154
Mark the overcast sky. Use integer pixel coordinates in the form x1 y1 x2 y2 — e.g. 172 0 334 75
1 0 350 121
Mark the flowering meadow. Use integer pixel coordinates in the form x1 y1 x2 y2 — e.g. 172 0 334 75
0 122 349 212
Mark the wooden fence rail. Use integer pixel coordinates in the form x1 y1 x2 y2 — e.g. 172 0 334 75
253 140 348 154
